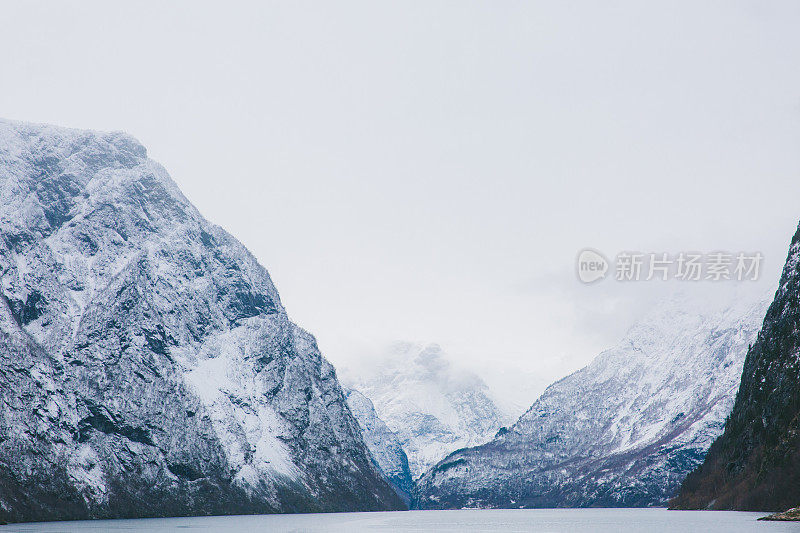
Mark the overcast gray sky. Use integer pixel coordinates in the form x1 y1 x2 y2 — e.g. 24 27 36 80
2 1 799 407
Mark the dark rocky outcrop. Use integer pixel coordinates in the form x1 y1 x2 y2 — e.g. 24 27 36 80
671 223 800 512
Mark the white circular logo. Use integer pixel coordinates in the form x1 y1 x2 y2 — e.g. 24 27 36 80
576 249 608 283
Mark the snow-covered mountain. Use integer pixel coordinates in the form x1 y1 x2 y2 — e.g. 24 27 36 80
415 287 772 509
341 342 509 479
345 389 414 503
0 119 403 523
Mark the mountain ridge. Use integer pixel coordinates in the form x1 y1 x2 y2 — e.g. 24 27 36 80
0 118 404 523
415 287 770 509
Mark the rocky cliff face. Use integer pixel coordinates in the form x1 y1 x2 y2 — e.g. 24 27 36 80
0 119 404 523
672 224 800 512
342 342 508 480
345 389 414 504
415 289 770 509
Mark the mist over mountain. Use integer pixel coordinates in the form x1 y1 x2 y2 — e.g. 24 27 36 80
341 342 509 479
415 286 771 509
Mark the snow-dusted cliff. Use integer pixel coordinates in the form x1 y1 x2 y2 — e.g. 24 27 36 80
345 389 414 503
416 288 771 508
0 119 403 523
342 342 508 479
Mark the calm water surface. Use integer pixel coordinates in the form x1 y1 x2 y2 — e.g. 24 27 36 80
1 508 795 532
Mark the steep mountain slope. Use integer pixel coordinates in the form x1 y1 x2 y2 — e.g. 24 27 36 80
341 343 508 479
345 389 414 503
672 224 800 512
415 288 770 509
0 119 404 523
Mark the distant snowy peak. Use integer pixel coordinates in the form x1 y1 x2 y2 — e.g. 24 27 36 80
514 287 769 450
416 286 773 509
345 389 414 503
342 342 509 479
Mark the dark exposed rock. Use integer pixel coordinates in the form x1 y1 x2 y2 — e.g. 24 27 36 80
759 507 800 521
671 222 800 512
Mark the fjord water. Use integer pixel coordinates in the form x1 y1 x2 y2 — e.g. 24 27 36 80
1 509 794 532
